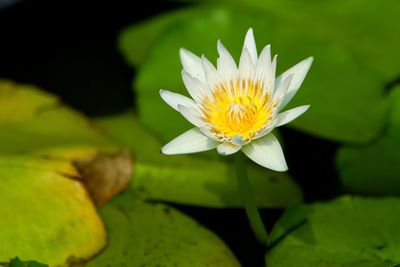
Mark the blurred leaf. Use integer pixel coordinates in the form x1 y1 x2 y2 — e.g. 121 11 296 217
87 192 241 267
95 111 303 208
0 80 114 155
267 196 400 267
118 7 198 67
233 0 400 80
127 7 388 143
0 156 106 266
4 257 49 267
336 87 400 194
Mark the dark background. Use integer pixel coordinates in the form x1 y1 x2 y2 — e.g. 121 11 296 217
0 1 340 266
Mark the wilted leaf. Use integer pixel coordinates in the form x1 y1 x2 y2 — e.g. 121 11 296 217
267 196 400 267
123 7 388 143
336 87 400 194
87 192 241 267
0 156 106 266
95 111 303 208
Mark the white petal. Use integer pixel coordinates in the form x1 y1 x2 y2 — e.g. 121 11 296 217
159 89 197 112
231 135 250 146
217 40 238 81
178 105 204 127
161 128 218 155
180 48 207 84
253 121 277 140
262 54 277 97
273 74 293 103
217 142 241 156
201 55 221 93
276 57 313 110
243 28 257 64
199 127 219 141
239 48 254 83
255 45 271 77
242 133 288 171
182 71 212 103
275 105 310 127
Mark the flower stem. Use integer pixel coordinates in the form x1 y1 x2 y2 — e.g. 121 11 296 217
235 152 268 245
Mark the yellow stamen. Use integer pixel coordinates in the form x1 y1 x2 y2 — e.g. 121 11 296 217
202 78 274 141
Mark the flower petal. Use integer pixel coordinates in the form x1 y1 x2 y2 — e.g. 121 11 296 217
243 28 257 64
217 40 238 81
239 48 255 84
275 105 310 127
177 105 204 127
182 71 212 103
217 142 241 156
231 135 250 146
159 89 197 112
273 74 294 103
276 57 313 110
242 133 288 171
180 48 207 84
201 55 221 93
161 128 218 155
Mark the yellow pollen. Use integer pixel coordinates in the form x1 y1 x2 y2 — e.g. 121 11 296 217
202 78 274 141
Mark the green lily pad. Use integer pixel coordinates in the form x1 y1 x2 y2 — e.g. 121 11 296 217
0 80 114 155
87 192 241 267
95 111 303 208
232 0 400 80
0 156 106 266
129 7 388 143
267 196 400 267
336 87 400 195
118 7 199 67
2 257 49 267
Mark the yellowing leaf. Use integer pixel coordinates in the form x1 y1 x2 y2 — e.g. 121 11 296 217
0 156 106 266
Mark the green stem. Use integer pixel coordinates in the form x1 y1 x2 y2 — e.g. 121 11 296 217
235 152 268 245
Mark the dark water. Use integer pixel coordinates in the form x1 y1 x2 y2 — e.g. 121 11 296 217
0 1 341 266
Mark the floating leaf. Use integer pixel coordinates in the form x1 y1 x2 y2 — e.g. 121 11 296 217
267 196 400 267
95 111 303 208
0 156 106 266
125 7 388 143
118 7 198 67
336 87 400 194
87 192 241 267
231 0 400 80
2 257 49 267
0 80 114 155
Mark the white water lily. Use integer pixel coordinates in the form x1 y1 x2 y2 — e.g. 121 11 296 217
160 28 312 172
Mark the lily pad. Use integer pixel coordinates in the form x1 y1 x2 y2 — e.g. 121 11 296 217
267 196 400 267
129 7 388 143
336 87 400 194
95 111 303 208
118 7 199 67
87 192 241 267
0 156 106 266
2 257 49 267
0 80 114 155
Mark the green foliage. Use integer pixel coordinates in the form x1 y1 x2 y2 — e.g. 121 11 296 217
4 257 49 267
337 87 400 194
119 3 394 143
0 157 106 266
87 192 241 267
0 80 114 155
96 111 303 208
267 196 400 266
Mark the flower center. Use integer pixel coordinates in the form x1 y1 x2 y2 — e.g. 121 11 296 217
202 79 274 141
